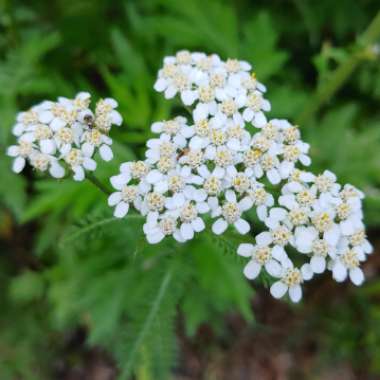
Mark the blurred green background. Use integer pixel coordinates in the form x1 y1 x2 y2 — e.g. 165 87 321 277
1 1 380 379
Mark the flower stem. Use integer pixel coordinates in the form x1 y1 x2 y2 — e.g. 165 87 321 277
86 173 111 195
296 10 380 125
184 105 193 117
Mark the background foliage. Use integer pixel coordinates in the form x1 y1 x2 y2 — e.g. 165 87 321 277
1 1 380 379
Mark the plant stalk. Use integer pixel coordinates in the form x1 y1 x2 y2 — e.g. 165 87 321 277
296 11 380 125
86 173 111 195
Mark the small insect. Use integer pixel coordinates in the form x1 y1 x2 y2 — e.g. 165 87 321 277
177 148 190 160
83 114 95 128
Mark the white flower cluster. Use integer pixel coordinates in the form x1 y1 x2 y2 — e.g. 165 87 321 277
7 92 122 181
239 170 372 302
106 50 371 303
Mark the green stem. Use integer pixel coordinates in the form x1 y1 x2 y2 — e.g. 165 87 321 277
86 173 111 195
296 11 380 125
184 105 193 118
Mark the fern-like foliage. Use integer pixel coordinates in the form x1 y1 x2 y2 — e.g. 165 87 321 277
116 256 187 380
59 210 144 249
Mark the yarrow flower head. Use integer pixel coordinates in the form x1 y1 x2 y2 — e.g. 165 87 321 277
106 51 373 302
7 92 122 181
10 51 368 304
134 51 373 303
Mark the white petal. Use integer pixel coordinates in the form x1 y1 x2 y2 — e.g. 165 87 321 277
146 170 163 184
332 262 348 282
51 118 66 130
192 217 205 232
49 162 65 178
225 190 237 203
104 98 118 108
271 246 287 262
256 231 272 246
99 145 113 161
279 161 293 178
265 260 282 277
239 197 253 212
234 218 250 234
212 218 228 235
83 158 97 171
196 202 210 214
243 261 261 279
110 174 129 190
324 224 340 246
310 256 326 274
173 193 185 207
181 223 194 240
257 205 267 221
147 231 165 244
164 85 177 99
340 220 355 236
213 167 225 178
40 139 55 154
82 142 95 157
111 110 122 126
114 202 129 218
38 110 53 123
270 281 288 299
267 169 281 184
301 263 314 280
108 192 122 206
269 207 287 221
7 145 19 157
237 243 254 257
198 164 210 178
253 112 267 128
194 189 207 202
289 285 302 303
73 167 85 181
12 156 26 173
154 181 168 194
153 78 167 92
151 122 163 133
181 90 197 106
242 108 253 122
349 267 364 286
300 155 311 166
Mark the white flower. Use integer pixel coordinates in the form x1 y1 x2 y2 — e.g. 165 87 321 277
151 117 193 147
197 164 225 196
154 64 193 100
348 229 373 256
311 170 340 195
7 140 34 173
145 134 177 163
247 183 274 221
143 212 183 244
294 226 336 274
237 242 284 280
279 141 311 177
29 151 65 178
270 262 307 303
82 129 113 162
242 90 270 127
8 92 122 180
211 190 252 235
331 248 365 285
64 147 96 181
173 200 206 241
108 184 142 218
94 98 122 132
210 97 246 128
